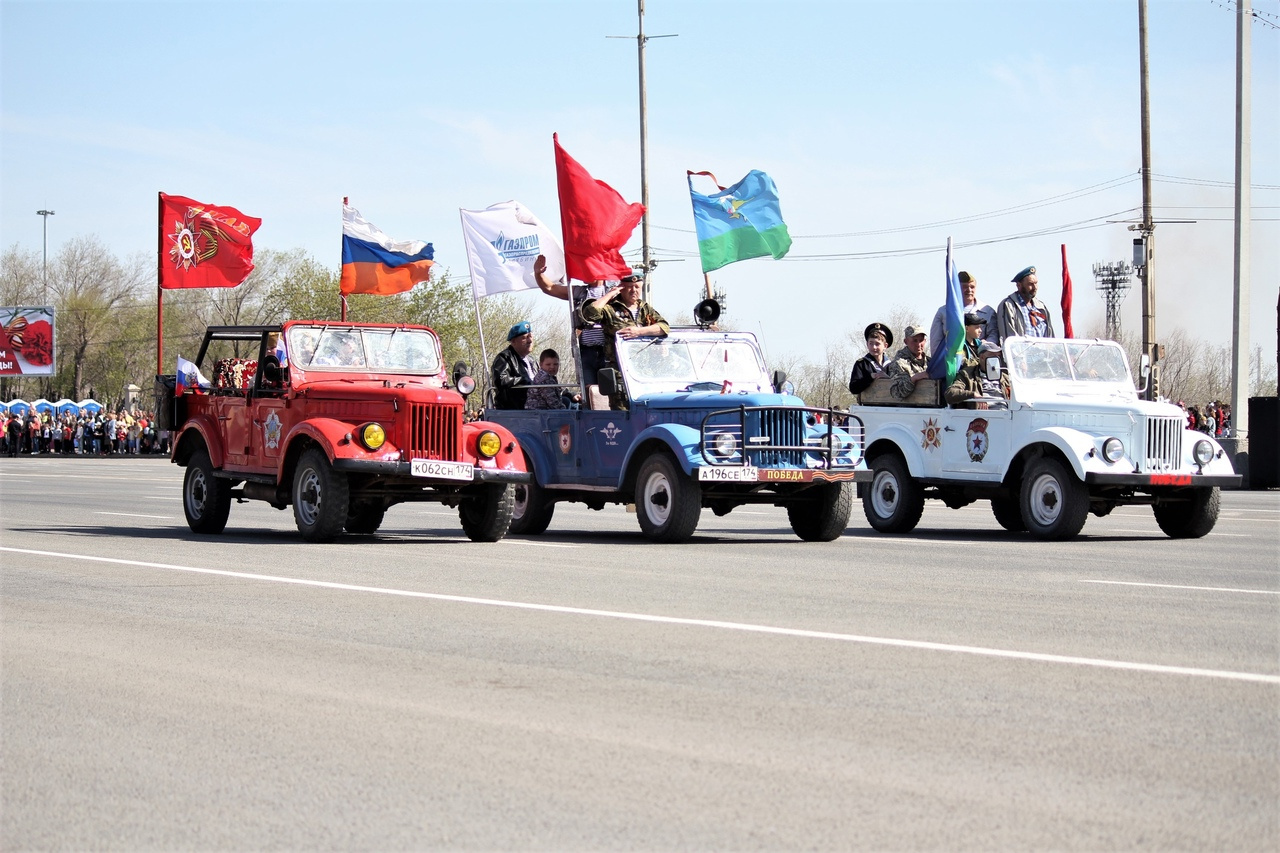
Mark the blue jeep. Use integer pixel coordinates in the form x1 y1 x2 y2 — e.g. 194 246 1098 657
486 328 870 543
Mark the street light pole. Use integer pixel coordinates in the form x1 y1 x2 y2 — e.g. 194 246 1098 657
36 209 55 302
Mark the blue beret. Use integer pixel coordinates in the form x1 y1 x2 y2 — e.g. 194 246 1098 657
1012 266 1037 282
507 321 531 341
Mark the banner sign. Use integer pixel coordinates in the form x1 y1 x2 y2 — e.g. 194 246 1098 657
0 306 55 376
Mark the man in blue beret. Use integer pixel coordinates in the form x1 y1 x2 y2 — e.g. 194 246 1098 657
490 320 537 409
994 266 1054 345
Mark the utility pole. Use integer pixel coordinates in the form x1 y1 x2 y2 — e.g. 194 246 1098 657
1229 0 1252 455
1134 0 1158 401
36 209 55 301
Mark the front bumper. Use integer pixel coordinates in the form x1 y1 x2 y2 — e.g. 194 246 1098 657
1083 472 1240 488
332 458 530 484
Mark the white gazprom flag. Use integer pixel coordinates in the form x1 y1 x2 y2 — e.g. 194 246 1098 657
460 201 565 299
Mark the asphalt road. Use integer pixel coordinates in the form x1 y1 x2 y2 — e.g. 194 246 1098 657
2 455 1277 851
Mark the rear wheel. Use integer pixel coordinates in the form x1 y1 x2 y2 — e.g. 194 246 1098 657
292 447 349 542
345 504 387 535
459 484 515 542
1020 457 1088 540
1153 487 1220 538
635 453 701 543
991 496 1026 532
183 448 231 534
788 482 853 541
509 458 554 535
862 454 924 534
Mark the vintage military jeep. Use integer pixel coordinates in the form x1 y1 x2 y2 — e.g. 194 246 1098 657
161 321 528 542
486 328 869 543
850 336 1240 540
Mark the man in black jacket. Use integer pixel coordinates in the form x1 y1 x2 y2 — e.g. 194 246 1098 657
490 321 536 409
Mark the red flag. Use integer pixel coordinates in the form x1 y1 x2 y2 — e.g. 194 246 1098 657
553 134 644 281
1060 243 1074 339
159 193 261 289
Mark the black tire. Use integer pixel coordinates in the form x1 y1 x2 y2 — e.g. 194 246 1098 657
1153 487 1220 538
991 496 1026 532
292 447 349 542
788 482 853 542
862 454 924 534
509 457 555 535
345 504 387 535
459 484 515 542
1020 457 1089 540
635 453 702 543
183 448 231 534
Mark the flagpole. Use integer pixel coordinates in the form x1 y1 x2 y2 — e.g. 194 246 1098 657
341 197 349 322
156 192 164 377
459 209 491 406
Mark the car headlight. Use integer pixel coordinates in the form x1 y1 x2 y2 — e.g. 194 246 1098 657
357 422 386 451
1102 437 1125 463
477 430 502 459
1193 439 1214 466
710 431 739 460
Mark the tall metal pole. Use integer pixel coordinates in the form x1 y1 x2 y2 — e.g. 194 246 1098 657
1137 0 1158 400
1230 0 1252 450
36 209 54 301
636 0 652 302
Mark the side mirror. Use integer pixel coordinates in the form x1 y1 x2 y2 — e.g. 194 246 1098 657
260 355 282 384
771 369 788 394
985 357 1002 382
597 368 619 397
452 361 475 397
1136 353 1151 393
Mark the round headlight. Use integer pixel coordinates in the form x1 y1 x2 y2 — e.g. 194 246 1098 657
477 430 502 459
712 432 738 459
358 422 386 451
456 375 476 396
1102 437 1125 463
1193 439 1214 466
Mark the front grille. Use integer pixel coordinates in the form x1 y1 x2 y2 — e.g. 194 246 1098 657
750 408 806 467
1143 416 1182 472
700 406 864 470
406 402 462 461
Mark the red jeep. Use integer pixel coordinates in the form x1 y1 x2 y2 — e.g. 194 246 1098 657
160 321 528 542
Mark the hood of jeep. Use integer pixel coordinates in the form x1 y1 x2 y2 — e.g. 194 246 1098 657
296 378 463 406
633 391 807 411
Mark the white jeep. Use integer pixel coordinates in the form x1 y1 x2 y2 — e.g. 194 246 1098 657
850 336 1240 540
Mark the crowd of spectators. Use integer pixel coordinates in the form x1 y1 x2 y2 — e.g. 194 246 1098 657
1180 400 1232 438
1 409 170 457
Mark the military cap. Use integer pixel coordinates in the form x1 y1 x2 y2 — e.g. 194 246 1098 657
864 322 893 347
958 271 975 284
507 321 532 341
1012 266 1037 283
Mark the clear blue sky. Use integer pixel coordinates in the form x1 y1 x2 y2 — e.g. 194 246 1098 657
2 0 1276 365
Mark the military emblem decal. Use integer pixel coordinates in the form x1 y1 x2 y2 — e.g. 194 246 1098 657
264 412 283 450
966 418 989 462
559 424 572 455
920 417 942 451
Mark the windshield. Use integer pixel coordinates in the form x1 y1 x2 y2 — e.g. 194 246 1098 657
1005 338 1132 384
286 325 442 374
618 334 770 394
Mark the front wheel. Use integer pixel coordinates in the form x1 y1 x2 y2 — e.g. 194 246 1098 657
292 447 350 542
459 484 515 542
635 454 701 543
1020 457 1089 540
862 454 924 534
183 448 231 534
788 482 853 541
1152 487 1220 538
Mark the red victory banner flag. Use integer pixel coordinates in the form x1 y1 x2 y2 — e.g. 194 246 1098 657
553 134 644 282
159 193 262 289
1060 243 1074 339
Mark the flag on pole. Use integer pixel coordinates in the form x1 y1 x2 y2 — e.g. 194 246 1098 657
1060 243 1075 339
688 170 792 273
340 204 435 296
927 237 964 383
159 193 261 289
553 134 644 282
175 356 210 395
460 201 565 299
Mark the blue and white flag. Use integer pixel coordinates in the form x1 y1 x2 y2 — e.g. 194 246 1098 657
460 201 564 300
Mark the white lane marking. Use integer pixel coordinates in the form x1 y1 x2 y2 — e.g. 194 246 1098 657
1081 579 1280 596
93 512 172 520
498 540 578 549
1 546 1275 686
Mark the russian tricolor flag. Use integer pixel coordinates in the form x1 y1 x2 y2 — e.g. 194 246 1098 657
340 204 435 296
176 356 210 395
